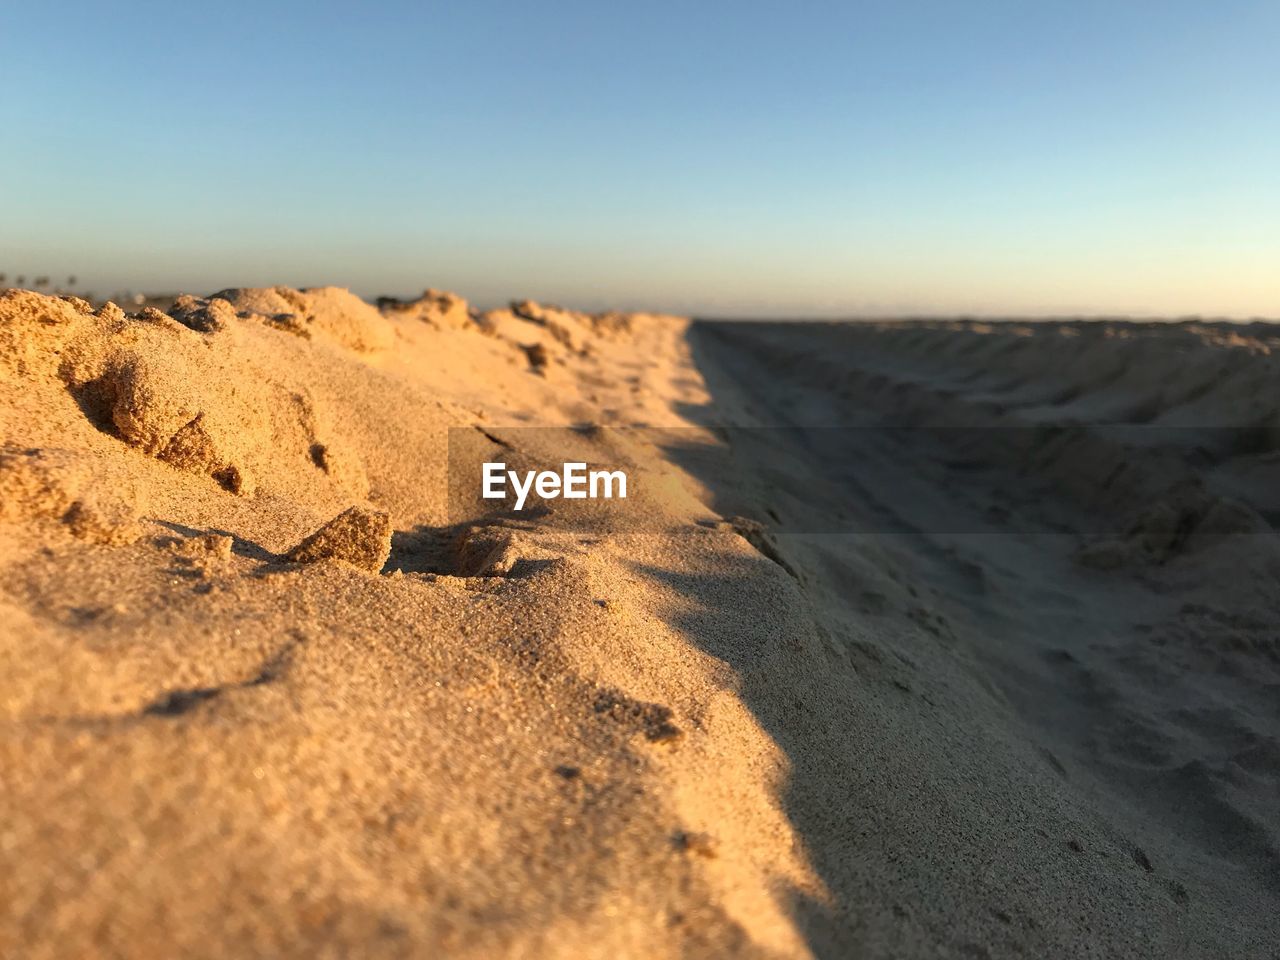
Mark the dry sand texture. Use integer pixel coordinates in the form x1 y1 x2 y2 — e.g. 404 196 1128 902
1 289 1278 957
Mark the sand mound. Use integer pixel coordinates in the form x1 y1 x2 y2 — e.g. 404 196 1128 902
169 294 239 333
0 287 401 512
213 285 394 352
0 290 95 378
377 288 472 329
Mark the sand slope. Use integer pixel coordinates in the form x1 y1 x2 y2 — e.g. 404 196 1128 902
1 294 1277 957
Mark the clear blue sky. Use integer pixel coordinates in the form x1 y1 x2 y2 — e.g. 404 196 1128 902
3 1 1278 316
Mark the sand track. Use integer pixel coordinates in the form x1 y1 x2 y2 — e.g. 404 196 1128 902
682 319 1280 955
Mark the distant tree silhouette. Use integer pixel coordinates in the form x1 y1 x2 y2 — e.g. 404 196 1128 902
68 275 77 287
34 276 49 289
16 275 25 286
0 273 6 284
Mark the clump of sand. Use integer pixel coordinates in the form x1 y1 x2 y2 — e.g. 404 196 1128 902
284 505 392 571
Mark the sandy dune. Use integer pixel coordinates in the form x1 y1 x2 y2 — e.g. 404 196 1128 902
2 290 1277 957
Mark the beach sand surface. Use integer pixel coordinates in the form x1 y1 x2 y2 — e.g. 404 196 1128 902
2 290 1278 957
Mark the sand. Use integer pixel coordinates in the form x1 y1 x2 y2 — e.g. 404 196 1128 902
1 290 1277 957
